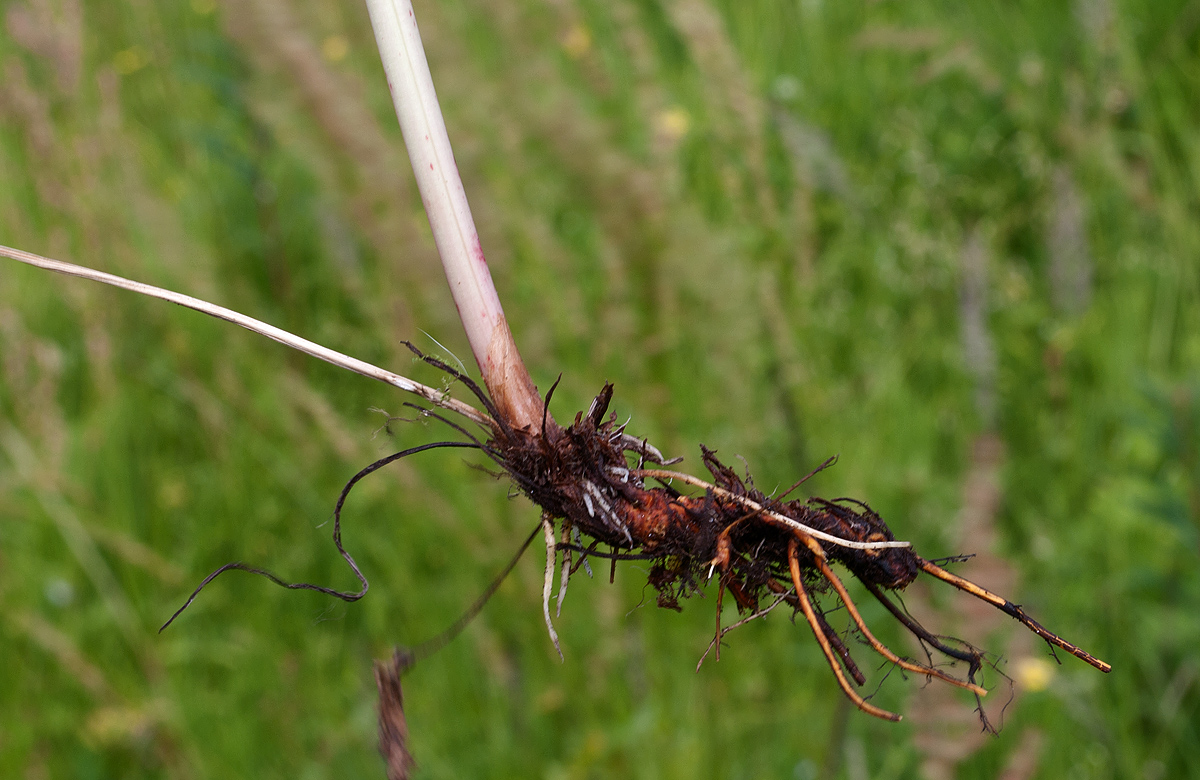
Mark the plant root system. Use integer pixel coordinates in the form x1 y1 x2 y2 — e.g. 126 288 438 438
415 348 1111 728
476 361 1109 729
164 345 1111 731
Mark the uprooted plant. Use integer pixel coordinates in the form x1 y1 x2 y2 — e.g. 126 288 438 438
147 337 1109 731
255 342 1112 707
1 0 1111 772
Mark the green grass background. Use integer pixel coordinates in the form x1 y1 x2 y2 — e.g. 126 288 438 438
2 0 1198 777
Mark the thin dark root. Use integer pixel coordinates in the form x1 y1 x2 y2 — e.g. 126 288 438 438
400 341 506 435
403 403 506 465
404 403 547 499
814 602 867 686
543 374 562 441
555 543 656 562
569 539 602 575
401 520 544 665
160 440 481 632
991 658 1016 735
862 580 996 734
408 403 541 497
863 581 984 673
775 454 838 502
926 553 977 567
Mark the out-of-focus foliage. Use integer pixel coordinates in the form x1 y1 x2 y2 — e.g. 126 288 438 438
1 0 1197 777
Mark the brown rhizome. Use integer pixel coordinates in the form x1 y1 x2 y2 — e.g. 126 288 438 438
161 342 1111 735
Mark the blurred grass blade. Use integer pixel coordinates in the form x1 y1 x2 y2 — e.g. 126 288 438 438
1 425 142 651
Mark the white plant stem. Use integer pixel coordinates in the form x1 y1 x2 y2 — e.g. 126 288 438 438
364 0 544 431
1 245 493 429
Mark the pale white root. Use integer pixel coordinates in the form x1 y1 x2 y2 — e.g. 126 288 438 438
556 524 571 618
541 513 563 660
633 468 913 553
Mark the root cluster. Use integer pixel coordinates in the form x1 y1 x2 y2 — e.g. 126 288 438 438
166 345 1111 729
471 366 1111 726
497 381 918 610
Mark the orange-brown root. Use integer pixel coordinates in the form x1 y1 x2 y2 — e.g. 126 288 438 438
787 538 901 722
918 558 1111 673
811 556 988 696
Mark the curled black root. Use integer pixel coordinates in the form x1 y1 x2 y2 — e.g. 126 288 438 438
160 440 480 633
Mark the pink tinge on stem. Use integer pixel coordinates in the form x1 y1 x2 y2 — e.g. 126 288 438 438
471 236 488 270
364 0 546 431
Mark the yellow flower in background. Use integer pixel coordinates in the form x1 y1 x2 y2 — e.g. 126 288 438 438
1014 656 1056 693
562 24 591 59
322 35 350 63
190 0 216 15
655 106 691 143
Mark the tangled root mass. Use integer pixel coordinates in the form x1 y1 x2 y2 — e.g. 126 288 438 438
488 374 1109 727
500 382 915 610
166 347 1111 728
